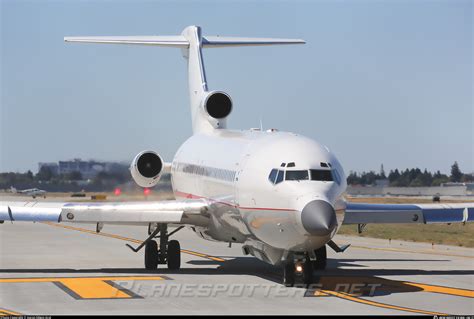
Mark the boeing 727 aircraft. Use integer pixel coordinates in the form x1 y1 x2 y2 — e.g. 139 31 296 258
1 26 473 286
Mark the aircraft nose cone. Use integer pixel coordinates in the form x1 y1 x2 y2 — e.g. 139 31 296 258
301 200 337 236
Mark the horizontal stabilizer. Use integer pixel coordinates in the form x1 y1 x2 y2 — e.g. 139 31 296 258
202 36 305 48
64 35 305 48
64 36 189 48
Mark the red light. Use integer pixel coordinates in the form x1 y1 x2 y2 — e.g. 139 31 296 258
143 188 151 196
114 188 121 196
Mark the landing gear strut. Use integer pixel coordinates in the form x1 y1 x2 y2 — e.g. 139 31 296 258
283 261 295 287
282 245 328 287
312 245 327 270
126 224 183 270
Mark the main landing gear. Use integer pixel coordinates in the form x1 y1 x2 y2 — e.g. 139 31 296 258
283 245 327 287
126 224 184 270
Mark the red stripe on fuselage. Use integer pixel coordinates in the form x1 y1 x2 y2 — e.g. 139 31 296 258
174 190 297 212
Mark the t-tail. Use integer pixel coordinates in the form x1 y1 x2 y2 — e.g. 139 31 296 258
65 25 305 133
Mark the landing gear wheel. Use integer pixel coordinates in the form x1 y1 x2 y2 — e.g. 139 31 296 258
145 240 159 270
283 261 295 287
167 240 181 270
313 245 327 270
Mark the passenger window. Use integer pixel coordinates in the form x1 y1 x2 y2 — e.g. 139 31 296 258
310 169 334 182
275 170 284 184
268 169 278 183
285 170 309 181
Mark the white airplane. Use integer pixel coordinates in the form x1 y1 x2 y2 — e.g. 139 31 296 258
10 186 47 199
1 26 473 286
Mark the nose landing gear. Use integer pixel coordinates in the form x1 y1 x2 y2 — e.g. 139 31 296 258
312 245 327 270
282 245 328 287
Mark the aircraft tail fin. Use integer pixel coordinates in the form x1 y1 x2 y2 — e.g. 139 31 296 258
10 186 17 193
65 26 305 133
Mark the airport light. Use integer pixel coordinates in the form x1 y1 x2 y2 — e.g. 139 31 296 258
144 188 151 196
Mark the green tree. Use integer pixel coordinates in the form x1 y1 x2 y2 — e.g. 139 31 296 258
450 161 462 182
380 164 386 179
36 166 53 181
347 171 360 185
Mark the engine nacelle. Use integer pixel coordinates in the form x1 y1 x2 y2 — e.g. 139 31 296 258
130 150 164 188
202 91 232 128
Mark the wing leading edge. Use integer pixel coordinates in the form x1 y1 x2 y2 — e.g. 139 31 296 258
0 199 209 225
343 202 474 225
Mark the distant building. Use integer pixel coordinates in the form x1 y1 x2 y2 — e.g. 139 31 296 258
58 159 106 179
442 182 474 192
38 162 59 175
442 182 470 187
374 179 389 187
39 159 128 180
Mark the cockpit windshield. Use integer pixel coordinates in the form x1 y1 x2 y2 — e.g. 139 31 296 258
268 165 337 185
285 170 309 181
310 169 333 182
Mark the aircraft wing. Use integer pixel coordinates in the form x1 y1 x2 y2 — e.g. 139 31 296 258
343 202 474 225
0 199 210 225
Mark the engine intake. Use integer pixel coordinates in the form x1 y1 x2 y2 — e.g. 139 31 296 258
203 91 232 119
130 150 164 187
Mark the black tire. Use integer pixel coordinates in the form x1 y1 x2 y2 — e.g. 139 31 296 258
167 240 181 270
283 261 295 287
313 245 327 270
145 240 159 270
303 258 314 285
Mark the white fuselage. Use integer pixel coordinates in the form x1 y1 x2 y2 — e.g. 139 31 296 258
170 129 347 264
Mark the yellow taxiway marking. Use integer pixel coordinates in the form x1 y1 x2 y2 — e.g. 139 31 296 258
351 244 474 259
314 275 474 299
0 275 165 300
312 290 329 297
321 290 449 316
43 222 225 262
0 308 21 316
403 281 474 298
310 275 472 314
60 278 132 299
180 249 225 262
0 275 165 283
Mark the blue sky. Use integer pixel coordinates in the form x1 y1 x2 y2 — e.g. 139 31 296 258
1 0 472 175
